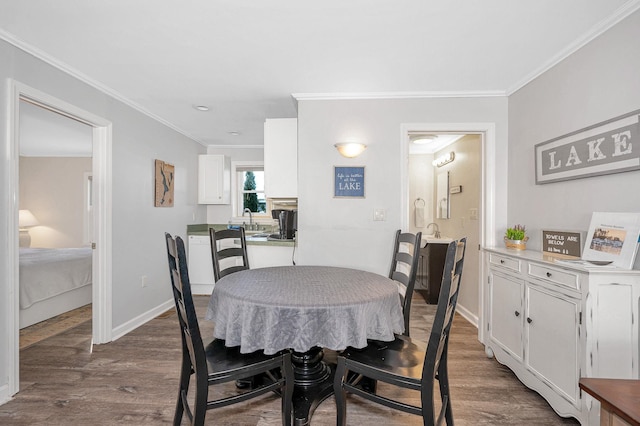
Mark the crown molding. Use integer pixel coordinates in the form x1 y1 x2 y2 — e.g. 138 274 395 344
292 90 506 101
506 0 640 95
0 28 207 147
207 144 264 149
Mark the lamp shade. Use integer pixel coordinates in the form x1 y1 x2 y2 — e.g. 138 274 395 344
19 209 39 228
334 142 367 158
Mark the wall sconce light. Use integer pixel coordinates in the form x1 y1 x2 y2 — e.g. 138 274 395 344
334 142 367 158
433 151 455 167
19 209 39 247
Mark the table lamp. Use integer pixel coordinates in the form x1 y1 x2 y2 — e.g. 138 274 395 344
19 209 39 247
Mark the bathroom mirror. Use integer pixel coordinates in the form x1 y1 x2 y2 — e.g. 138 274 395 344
436 171 450 219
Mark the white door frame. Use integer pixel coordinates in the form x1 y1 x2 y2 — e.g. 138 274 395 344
400 122 497 344
5 80 113 396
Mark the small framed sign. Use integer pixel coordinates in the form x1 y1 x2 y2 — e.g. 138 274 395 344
542 230 583 258
334 166 365 198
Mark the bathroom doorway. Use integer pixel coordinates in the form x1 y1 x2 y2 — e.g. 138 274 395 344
401 122 496 334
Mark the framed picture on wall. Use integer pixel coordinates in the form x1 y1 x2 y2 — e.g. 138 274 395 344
582 212 640 269
334 166 365 198
154 159 175 207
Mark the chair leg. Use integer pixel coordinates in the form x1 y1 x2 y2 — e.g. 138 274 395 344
192 371 209 426
437 351 454 425
281 353 294 426
173 357 192 426
421 371 437 426
333 357 348 426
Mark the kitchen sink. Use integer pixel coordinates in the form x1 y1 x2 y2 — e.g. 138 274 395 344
246 233 271 238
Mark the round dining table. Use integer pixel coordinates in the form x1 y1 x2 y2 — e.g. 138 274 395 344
206 265 404 426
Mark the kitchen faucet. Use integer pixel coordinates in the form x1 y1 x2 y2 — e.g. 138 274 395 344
426 222 441 238
243 208 254 230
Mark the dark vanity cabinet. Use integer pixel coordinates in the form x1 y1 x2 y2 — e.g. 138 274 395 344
416 243 449 304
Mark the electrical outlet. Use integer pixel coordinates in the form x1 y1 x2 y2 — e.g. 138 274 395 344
470 208 478 220
141 275 148 288
373 209 386 221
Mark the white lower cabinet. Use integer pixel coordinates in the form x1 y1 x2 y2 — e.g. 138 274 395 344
484 247 640 425
525 285 579 406
187 234 295 294
488 271 523 362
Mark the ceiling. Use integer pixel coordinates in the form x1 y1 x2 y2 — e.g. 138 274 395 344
2 0 638 150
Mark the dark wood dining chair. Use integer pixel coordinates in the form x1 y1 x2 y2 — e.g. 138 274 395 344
334 237 467 426
388 229 422 336
164 233 294 426
209 227 250 281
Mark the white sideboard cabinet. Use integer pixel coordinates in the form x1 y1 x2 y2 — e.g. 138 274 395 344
483 247 640 425
198 155 230 204
264 118 297 198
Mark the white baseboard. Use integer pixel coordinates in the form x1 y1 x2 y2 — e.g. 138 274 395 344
0 383 11 406
456 303 479 329
111 299 174 341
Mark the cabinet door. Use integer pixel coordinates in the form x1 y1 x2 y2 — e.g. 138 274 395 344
489 271 524 361
264 118 297 198
592 283 635 378
526 285 579 406
198 155 230 204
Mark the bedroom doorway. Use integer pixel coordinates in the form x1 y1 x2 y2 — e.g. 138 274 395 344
6 81 113 397
18 99 94 337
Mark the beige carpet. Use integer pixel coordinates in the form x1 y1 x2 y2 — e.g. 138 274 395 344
19 304 92 350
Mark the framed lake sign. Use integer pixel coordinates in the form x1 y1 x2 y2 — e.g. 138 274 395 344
334 166 365 198
535 109 640 184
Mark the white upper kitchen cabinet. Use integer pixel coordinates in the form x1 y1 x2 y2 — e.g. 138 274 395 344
198 154 230 204
264 118 297 198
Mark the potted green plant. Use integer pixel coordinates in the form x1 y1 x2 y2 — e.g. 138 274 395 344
504 224 528 250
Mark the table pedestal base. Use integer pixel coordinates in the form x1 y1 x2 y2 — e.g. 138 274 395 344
291 347 334 426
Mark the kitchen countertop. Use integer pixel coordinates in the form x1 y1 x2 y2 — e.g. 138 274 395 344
186 224 295 247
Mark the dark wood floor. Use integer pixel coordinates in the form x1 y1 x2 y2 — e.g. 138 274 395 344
1 291 580 425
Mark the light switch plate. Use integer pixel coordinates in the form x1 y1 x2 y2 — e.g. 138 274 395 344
470 208 478 220
373 209 386 221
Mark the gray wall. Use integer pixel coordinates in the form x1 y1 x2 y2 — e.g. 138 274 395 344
508 10 640 248
296 97 508 321
0 39 206 398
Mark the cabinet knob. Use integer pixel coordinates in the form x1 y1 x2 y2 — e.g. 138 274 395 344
546 272 552 277
527 317 533 324
514 311 520 317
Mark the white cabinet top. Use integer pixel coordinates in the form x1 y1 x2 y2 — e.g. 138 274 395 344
483 246 640 276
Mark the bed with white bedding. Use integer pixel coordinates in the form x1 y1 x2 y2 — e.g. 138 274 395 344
19 247 92 329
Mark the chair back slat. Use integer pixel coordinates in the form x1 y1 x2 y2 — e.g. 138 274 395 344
422 238 466 384
210 228 250 282
388 230 422 336
165 233 208 377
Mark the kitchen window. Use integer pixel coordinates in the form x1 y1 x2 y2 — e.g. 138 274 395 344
232 161 268 218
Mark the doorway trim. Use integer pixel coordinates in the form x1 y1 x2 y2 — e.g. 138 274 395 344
400 122 497 343
6 80 113 396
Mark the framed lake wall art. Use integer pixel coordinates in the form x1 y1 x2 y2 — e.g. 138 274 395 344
535 109 640 184
334 166 365 198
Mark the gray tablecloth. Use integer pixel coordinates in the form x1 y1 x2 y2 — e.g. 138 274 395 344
205 265 404 354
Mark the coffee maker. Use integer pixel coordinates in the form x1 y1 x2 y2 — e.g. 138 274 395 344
271 209 297 240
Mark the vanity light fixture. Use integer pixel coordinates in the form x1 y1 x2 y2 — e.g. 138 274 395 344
334 142 367 158
433 151 455 167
